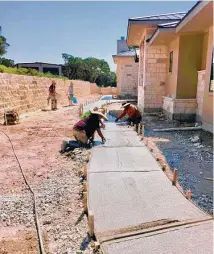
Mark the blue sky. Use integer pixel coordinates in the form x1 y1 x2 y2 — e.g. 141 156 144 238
0 1 196 71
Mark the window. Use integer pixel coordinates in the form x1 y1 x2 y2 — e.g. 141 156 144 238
209 53 213 92
169 51 173 73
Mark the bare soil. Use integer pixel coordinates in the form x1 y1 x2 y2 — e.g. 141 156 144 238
0 95 100 254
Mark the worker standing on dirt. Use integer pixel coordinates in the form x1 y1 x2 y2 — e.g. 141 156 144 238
72 109 108 148
67 82 74 106
47 81 58 110
115 102 142 130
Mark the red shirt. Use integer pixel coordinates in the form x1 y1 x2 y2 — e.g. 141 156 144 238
118 105 141 120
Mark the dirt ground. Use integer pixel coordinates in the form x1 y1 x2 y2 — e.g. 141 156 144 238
0 94 100 254
107 102 213 215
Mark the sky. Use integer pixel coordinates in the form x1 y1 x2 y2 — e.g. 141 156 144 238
0 1 197 71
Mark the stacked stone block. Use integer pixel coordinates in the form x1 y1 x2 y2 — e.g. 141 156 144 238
163 96 197 122
196 70 206 120
143 46 168 112
0 73 100 119
120 63 138 98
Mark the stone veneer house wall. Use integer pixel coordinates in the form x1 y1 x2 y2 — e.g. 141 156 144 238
112 37 138 98
126 0 213 132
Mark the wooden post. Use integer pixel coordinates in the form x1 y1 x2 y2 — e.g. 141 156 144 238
83 181 87 192
172 168 178 186
137 124 140 135
88 211 94 237
162 164 167 171
141 125 144 139
83 192 87 213
83 163 87 178
185 190 192 200
156 153 161 161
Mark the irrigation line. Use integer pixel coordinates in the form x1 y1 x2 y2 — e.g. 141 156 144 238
0 130 45 254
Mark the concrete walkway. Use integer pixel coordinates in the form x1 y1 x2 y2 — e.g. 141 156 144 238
87 122 213 253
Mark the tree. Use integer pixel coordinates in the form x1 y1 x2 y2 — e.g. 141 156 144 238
0 57 14 67
0 26 10 56
62 53 116 87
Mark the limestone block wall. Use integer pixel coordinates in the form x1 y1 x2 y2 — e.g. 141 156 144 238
163 96 197 122
196 70 206 121
90 83 101 94
100 87 118 95
0 73 100 119
137 42 145 112
144 45 168 112
120 63 138 98
138 44 168 112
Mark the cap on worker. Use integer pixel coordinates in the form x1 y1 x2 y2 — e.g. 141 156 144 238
90 109 108 121
122 102 131 108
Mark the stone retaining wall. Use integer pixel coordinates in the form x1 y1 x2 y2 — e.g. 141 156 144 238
100 87 118 95
0 73 99 119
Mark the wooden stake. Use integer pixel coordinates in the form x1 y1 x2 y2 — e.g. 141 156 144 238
185 190 192 200
83 181 87 192
172 168 178 186
88 211 94 237
141 125 144 139
83 163 87 178
137 124 140 135
162 164 167 171
83 192 88 213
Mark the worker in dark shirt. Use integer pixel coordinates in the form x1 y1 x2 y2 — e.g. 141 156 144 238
73 110 108 147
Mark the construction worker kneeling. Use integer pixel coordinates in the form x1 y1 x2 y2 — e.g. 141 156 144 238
61 109 108 151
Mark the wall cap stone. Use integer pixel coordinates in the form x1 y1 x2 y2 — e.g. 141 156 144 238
198 70 206 74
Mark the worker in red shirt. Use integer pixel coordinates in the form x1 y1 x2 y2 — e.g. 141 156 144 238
47 81 58 110
115 102 142 130
72 109 108 148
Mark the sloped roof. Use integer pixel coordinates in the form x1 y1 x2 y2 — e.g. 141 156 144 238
157 21 180 28
16 62 63 66
129 12 186 21
112 50 135 58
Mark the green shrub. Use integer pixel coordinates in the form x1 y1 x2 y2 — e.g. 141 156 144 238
0 65 68 80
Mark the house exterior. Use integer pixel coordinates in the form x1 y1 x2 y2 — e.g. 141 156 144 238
112 37 139 98
126 1 213 133
15 62 63 76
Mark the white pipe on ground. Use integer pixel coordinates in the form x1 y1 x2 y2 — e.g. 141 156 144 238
153 126 202 132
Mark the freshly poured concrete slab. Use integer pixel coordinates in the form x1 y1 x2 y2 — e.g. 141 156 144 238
95 130 144 147
88 170 210 235
89 147 160 173
103 122 133 132
102 221 213 254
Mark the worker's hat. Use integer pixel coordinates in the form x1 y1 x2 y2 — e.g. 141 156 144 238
122 102 131 108
90 109 108 121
